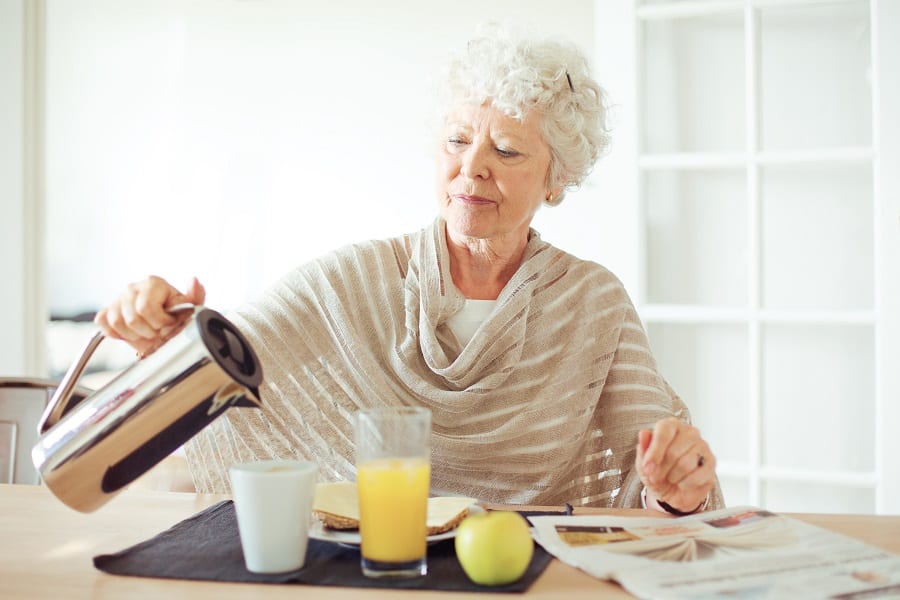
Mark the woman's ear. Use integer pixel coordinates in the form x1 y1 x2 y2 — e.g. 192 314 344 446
545 185 566 206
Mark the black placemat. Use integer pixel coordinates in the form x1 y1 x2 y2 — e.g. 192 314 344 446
94 500 553 593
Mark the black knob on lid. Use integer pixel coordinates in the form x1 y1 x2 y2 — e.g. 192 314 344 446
196 309 262 389
221 327 247 370
207 321 250 375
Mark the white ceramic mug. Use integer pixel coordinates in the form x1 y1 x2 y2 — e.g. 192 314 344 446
230 459 318 573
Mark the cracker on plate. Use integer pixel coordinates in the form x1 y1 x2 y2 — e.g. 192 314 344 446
312 481 476 535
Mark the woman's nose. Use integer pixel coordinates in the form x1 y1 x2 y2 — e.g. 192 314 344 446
460 142 491 180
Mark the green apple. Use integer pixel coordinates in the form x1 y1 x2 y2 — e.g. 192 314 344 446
454 510 534 586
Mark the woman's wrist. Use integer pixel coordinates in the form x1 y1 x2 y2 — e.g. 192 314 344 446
656 496 708 516
641 486 709 515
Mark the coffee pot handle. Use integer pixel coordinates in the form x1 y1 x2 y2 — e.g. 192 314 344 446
38 303 199 434
39 331 105 434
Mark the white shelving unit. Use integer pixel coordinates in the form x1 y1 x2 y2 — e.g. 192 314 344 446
628 0 899 513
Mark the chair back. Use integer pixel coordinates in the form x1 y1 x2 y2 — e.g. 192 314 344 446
0 378 90 484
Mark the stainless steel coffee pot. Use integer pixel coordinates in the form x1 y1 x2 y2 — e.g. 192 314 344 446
32 305 263 512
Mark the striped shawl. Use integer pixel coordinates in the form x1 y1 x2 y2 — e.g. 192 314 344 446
184 217 724 509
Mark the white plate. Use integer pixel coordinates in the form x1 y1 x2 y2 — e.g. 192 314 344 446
308 504 484 546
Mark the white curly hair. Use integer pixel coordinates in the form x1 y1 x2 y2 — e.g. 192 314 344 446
440 24 610 205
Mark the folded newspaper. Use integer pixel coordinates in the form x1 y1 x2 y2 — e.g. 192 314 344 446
530 506 900 599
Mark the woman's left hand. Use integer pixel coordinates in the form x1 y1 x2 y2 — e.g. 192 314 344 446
636 417 716 514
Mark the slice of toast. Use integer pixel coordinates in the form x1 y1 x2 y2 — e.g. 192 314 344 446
312 481 360 530
425 496 475 535
311 481 475 535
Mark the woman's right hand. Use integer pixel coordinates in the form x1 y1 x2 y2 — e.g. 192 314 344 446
94 276 206 357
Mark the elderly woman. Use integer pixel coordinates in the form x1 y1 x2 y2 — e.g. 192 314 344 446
96 28 723 514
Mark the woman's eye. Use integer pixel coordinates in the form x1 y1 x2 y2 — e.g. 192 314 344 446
497 147 519 158
447 136 467 146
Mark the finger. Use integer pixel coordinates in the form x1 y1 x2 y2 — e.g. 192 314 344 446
641 417 680 478
654 432 698 485
186 277 206 306
652 444 717 511
657 462 716 508
94 307 124 341
663 443 713 488
638 429 652 456
137 276 181 330
104 298 147 344
158 316 192 344
158 277 205 330
649 422 703 486
636 429 652 480
158 303 195 339
120 287 165 340
101 277 179 348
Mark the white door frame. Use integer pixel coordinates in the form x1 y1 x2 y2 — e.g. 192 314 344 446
873 0 900 514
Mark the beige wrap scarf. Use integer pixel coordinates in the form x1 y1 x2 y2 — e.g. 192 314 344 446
185 218 724 509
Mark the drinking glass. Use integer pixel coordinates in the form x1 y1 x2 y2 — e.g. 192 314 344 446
355 406 431 578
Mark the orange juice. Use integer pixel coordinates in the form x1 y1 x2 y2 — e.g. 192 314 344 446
357 457 430 562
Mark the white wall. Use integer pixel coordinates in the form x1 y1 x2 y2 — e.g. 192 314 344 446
0 0 28 376
43 0 611 317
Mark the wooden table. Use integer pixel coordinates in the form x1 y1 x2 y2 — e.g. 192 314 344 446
2 483 899 599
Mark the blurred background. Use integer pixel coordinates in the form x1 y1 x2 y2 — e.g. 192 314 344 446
1 0 898 513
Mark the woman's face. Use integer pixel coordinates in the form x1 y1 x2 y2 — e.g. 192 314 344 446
436 103 554 243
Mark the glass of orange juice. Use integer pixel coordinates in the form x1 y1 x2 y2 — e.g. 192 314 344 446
355 406 431 578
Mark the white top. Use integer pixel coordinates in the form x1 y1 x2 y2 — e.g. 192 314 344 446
446 299 497 346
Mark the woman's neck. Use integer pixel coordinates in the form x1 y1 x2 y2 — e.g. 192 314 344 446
445 230 528 300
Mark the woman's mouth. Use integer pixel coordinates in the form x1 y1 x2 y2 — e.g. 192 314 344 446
453 194 494 205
